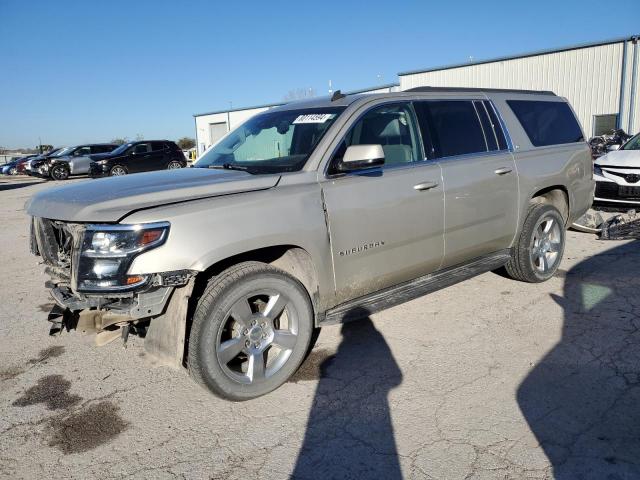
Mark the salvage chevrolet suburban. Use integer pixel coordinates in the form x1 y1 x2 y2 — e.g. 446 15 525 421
27 88 593 400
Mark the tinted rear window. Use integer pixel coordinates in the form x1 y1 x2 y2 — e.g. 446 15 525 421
414 101 487 158
507 100 583 147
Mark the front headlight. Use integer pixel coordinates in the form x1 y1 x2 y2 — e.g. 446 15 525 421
594 164 603 177
75 222 169 292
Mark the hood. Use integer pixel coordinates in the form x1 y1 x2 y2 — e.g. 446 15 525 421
26 168 280 222
595 150 640 167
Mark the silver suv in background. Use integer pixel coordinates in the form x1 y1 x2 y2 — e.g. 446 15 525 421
27 87 593 400
32 143 118 180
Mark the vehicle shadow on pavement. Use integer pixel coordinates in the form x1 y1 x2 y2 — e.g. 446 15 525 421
0 181 42 191
292 308 403 479
518 240 640 479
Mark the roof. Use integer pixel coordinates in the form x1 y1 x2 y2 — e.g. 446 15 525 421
405 86 556 96
192 83 399 118
398 34 640 76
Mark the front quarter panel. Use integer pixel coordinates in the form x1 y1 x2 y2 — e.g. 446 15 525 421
123 180 335 309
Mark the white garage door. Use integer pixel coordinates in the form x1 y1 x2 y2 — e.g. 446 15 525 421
209 122 228 146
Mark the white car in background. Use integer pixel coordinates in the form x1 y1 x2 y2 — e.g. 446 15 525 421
594 133 640 206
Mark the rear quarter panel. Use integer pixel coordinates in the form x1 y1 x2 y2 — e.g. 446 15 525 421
490 94 594 230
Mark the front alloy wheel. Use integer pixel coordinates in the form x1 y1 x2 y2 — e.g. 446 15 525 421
216 291 299 384
50 165 69 181
110 165 127 176
189 262 313 400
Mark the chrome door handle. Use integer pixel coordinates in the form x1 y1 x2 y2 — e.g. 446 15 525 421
413 181 439 191
494 167 513 175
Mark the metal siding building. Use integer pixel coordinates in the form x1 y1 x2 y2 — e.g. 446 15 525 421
193 84 399 153
399 35 640 137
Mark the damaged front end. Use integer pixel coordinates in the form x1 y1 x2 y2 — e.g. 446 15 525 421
31 217 195 367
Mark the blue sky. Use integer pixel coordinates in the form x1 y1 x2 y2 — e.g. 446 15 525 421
0 0 638 149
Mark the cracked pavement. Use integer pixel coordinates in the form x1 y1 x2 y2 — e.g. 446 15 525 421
1 177 639 479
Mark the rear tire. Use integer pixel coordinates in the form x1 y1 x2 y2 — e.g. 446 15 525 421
167 160 183 169
505 203 565 283
188 262 314 401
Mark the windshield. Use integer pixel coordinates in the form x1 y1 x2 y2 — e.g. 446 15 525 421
52 147 72 157
194 107 345 174
621 134 640 151
109 142 134 155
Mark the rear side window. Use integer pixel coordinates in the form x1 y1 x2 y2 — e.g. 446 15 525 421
132 143 151 154
151 142 166 151
414 101 487 158
507 100 584 147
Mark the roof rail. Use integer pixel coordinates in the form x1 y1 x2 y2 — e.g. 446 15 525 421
405 86 556 96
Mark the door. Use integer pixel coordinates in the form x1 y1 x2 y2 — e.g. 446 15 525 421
321 102 445 304
127 143 152 172
414 100 518 268
150 142 168 170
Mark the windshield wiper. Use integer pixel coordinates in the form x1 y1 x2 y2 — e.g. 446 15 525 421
208 163 253 172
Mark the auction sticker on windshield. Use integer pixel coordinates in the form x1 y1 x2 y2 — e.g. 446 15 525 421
293 114 335 124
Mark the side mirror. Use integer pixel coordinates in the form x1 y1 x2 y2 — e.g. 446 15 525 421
338 144 385 172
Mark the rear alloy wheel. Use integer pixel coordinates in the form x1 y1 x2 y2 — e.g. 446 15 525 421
167 160 183 169
188 262 314 401
50 164 70 181
8 167 17 175
505 203 565 282
109 165 127 176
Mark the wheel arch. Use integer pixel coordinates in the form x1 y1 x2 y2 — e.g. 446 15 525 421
529 185 570 224
183 245 321 365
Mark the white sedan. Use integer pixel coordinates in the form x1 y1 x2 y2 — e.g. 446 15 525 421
594 133 640 206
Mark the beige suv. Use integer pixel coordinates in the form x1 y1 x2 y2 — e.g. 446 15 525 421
28 87 593 400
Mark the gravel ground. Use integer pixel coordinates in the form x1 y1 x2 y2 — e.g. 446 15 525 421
1 176 639 479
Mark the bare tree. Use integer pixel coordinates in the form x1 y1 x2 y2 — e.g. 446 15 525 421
283 87 316 102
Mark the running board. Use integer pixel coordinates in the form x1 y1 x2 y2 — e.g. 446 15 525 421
321 249 511 326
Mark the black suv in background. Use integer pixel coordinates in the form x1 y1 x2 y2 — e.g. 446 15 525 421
89 140 186 177
33 144 118 180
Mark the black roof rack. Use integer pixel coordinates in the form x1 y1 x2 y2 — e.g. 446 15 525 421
405 86 556 96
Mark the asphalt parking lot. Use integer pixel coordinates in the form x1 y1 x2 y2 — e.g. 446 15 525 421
1 176 639 479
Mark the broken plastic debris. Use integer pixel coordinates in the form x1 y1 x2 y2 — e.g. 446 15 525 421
599 209 640 240
571 210 605 234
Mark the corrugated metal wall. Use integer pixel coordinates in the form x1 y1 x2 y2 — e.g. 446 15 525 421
400 41 640 137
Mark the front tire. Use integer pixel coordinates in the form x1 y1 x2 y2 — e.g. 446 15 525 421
505 203 565 283
50 164 70 181
188 262 314 401
109 165 127 176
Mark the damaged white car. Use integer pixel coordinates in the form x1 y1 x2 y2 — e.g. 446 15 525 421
594 133 640 206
